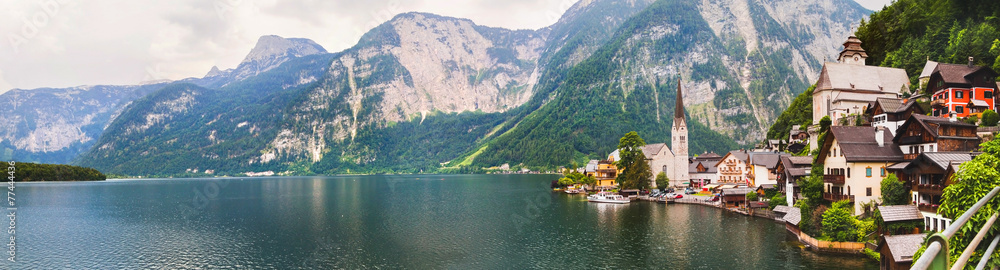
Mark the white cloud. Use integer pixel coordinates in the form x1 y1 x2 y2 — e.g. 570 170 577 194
0 0 575 90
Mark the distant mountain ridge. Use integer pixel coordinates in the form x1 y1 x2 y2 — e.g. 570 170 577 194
6 0 870 176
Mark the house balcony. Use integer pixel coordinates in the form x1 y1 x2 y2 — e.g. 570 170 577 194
824 193 855 202
823 175 845 185
918 203 940 213
904 153 919 160
916 183 945 194
931 99 947 108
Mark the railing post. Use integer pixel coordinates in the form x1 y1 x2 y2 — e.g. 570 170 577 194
928 234 950 270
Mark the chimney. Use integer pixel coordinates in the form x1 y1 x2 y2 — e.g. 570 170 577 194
969 56 974 68
875 127 885 147
949 110 957 122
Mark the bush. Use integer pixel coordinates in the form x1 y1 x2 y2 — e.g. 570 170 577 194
822 200 857 242
769 193 787 210
982 109 999 126
746 191 759 201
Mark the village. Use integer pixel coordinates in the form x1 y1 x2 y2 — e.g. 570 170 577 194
556 35 1000 270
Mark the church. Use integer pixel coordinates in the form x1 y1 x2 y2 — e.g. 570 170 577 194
609 80 690 188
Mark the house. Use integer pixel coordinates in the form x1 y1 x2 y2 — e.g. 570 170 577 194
900 152 976 231
721 188 754 208
594 160 618 188
777 155 813 206
689 152 722 188
813 36 910 126
715 150 751 185
748 152 789 187
773 205 792 221
608 142 687 188
817 126 905 215
867 97 926 136
893 114 980 160
876 205 924 235
789 125 809 143
877 234 925 270
926 58 999 118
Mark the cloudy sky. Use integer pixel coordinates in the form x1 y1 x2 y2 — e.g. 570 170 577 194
0 0 888 93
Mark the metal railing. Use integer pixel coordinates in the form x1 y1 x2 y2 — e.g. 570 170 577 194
912 186 1000 270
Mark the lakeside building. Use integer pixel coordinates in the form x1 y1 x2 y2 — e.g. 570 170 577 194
812 36 910 127
748 152 789 187
714 150 751 186
876 205 924 236
877 234 925 270
892 114 980 160
721 188 754 208
605 81 691 188
897 152 977 232
776 155 812 206
866 97 925 137
689 152 721 189
817 126 904 215
925 59 999 118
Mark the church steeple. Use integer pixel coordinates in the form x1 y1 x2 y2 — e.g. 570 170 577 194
674 80 685 122
670 79 690 186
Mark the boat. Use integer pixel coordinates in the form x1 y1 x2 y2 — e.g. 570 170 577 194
587 191 630 204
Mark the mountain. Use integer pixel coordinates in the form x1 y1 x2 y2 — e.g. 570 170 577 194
68 0 867 176
0 35 329 164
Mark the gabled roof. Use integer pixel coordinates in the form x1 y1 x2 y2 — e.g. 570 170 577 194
689 160 718 174
641 143 671 158
773 205 792 214
931 62 998 86
878 205 924 223
919 61 939 79
585 160 599 172
721 188 754 195
787 168 811 177
815 62 909 93
892 114 979 142
715 150 750 167
869 97 924 115
751 153 788 169
820 126 904 163
784 207 802 225
697 152 722 159
879 234 926 263
904 152 976 172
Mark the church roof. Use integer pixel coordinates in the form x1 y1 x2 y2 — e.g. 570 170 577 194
839 35 868 59
815 62 910 93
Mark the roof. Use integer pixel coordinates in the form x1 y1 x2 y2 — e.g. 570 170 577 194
751 153 788 169
788 168 811 177
879 234 926 263
931 62 998 86
585 160 599 172
780 156 813 172
904 152 975 171
721 188 754 195
773 205 792 214
919 61 938 78
870 97 922 115
641 143 671 158
815 62 910 93
749 201 768 208
784 207 802 225
887 162 910 170
970 99 989 108
697 152 722 159
823 126 904 162
715 150 750 167
689 160 718 174
757 184 777 190
893 114 979 142
878 205 924 223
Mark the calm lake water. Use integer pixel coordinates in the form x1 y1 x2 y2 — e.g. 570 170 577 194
9 174 876 269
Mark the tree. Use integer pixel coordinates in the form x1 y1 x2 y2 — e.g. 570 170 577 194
655 172 669 191
769 193 787 210
746 191 759 201
880 173 909 205
916 138 1000 268
615 132 652 190
799 174 824 208
981 109 999 126
822 200 857 242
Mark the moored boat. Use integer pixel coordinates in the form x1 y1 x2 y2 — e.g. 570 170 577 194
587 191 630 204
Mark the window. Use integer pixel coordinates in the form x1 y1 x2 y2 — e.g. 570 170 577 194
986 91 994 99
866 167 872 177
971 90 975 99
945 92 949 99
847 168 851 178
956 106 965 114
956 91 963 99
881 167 886 177
867 187 872 196
929 145 934 152
663 165 667 174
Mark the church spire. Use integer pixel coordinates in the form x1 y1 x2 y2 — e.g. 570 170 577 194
675 80 685 119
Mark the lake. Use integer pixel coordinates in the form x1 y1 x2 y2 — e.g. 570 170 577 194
9 174 876 269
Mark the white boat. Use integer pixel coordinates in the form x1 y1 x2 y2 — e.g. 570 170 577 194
587 192 630 204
